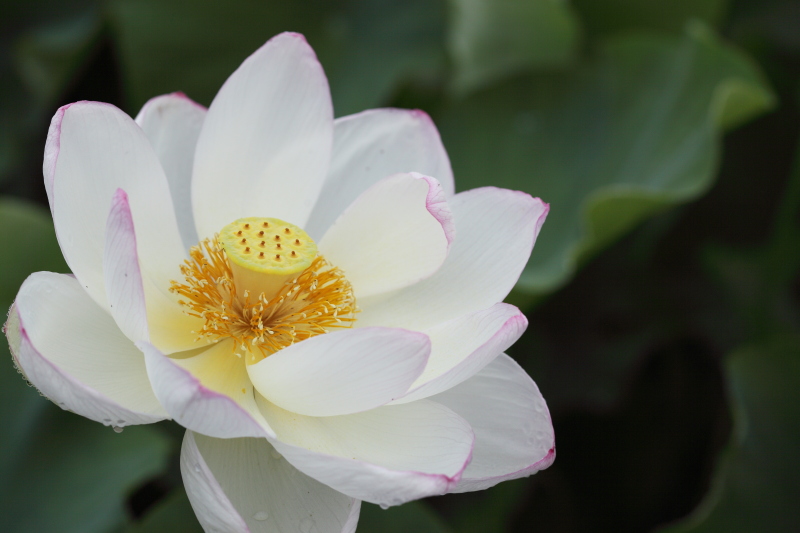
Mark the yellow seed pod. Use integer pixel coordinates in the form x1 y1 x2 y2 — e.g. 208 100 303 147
219 217 317 299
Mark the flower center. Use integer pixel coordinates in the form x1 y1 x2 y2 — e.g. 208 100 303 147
170 217 357 361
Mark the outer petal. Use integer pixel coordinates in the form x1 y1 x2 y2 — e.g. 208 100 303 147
319 173 454 299
392 303 527 404
135 92 206 250
6 272 167 427
182 431 360 533
305 108 455 240
192 32 333 237
248 327 429 417
44 101 185 309
357 188 549 330
139 341 274 439
104 189 148 343
258 396 474 507
433 354 555 492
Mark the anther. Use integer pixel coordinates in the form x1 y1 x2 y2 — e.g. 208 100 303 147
244 223 250 229
241 238 247 244
245 247 250 252
258 231 264 236
262 222 269 228
275 254 281 261
284 228 291 234
259 252 265 258
237 230 243 236
276 243 282 249
274 235 280 241
291 251 297 257
294 239 300 245
259 241 265 246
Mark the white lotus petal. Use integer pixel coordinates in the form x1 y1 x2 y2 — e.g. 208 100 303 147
393 303 527 404
259 396 474 506
140 340 274 439
7 272 166 426
305 108 454 240
104 189 148 343
182 431 360 533
433 353 555 492
248 327 429 417
192 32 333 237
44 101 185 309
135 92 206 250
358 188 548 330
101 186 205 354
319 173 454 299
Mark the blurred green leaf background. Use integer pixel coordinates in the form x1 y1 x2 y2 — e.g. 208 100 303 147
1 0 798 531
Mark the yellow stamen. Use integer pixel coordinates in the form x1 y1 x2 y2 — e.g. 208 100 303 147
170 223 357 361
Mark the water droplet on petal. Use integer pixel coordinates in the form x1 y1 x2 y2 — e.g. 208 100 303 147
112 426 124 433
193 463 201 473
253 511 269 521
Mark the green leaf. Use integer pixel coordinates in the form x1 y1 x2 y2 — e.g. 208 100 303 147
437 23 774 295
0 1 100 185
659 339 800 532
447 0 580 94
121 488 203 533
573 0 728 39
0 198 68 303
14 8 102 106
0 198 172 533
107 0 446 116
357 501 451 533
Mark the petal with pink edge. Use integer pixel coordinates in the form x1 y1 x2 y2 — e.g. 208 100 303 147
104 189 148 343
258 396 474 506
319 173 454 299
192 32 333 238
305 108 454 240
102 187 208 355
7 272 166 426
135 92 206 250
358 187 548 330
248 327 429 417
393 303 527 404
139 340 274 439
182 431 360 533
433 353 555 493
44 101 185 310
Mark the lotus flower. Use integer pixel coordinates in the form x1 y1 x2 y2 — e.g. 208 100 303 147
5 32 554 532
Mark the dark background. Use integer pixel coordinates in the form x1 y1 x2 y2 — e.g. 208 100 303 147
1 1 798 532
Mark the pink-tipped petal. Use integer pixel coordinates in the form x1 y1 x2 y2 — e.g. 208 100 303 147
305 108 454 239
258 397 474 506
433 354 555 492
7 272 166 426
182 431 360 533
139 341 274 439
102 187 204 354
247 327 429 417
393 303 528 404
319 173 454 299
358 188 549 330
104 189 148 343
192 32 333 238
135 92 206 250
45 101 185 311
